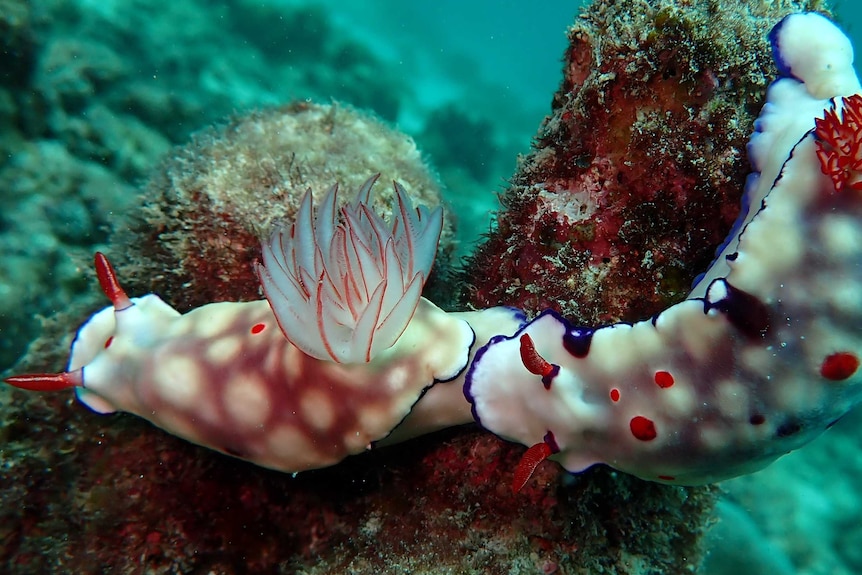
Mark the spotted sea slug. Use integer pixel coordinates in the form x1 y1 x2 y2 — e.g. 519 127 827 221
5 12 862 492
4 176 522 472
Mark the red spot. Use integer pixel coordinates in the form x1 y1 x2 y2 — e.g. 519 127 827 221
654 370 674 388
609 388 621 402
104 336 114 348
512 441 553 493
251 323 266 334
658 475 675 481
815 94 862 193
630 416 657 441
820 351 860 381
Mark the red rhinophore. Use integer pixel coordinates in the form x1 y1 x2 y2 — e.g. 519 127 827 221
820 351 860 381
609 388 621 402
104 336 114 348
654 370 674 388
251 323 266 334
3 370 83 391
630 416 657 441
94 252 133 311
814 94 862 192
519 334 554 377
512 441 553 493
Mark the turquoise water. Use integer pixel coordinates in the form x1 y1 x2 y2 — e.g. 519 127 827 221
1 1 861 573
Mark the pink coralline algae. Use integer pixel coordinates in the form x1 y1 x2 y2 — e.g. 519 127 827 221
118 101 454 313
463 0 828 324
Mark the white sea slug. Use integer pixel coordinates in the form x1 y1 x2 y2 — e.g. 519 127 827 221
3 177 493 472
465 12 862 489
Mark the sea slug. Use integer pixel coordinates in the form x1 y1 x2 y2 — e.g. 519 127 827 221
6 13 862 494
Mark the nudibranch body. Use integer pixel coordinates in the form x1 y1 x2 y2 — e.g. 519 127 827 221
70 292 475 472
7 12 862 491
466 12 862 486
6 179 486 473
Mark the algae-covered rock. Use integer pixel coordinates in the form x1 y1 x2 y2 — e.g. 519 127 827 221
462 0 828 325
113 101 454 312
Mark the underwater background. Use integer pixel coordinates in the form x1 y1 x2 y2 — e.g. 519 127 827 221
1 0 862 573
